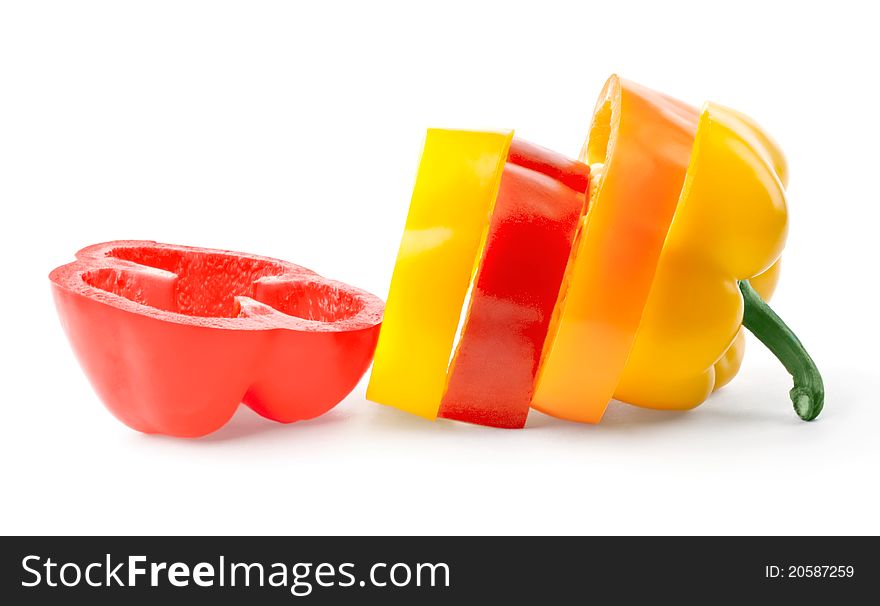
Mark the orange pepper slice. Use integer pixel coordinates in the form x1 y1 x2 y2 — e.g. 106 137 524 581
531 75 699 423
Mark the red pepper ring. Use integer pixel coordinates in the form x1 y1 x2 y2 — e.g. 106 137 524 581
439 140 589 428
50 241 383 437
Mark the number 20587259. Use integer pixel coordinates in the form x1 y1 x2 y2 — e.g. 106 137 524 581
765 565 854 578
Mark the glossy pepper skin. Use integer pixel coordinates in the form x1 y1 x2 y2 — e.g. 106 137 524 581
439 140 588 428
532 76 699 423
50 241 383 437
367 131 590 426
614 103 789 410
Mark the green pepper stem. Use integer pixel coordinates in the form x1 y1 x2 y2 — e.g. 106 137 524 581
738 280 824 421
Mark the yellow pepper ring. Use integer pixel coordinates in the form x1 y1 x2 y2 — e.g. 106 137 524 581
366 129 513 419
531 76 699 423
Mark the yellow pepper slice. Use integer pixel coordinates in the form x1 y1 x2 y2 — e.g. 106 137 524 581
614 103 789 409
531 76 698 423
366 129 513 419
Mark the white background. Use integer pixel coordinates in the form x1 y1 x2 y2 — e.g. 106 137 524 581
1 0 877 535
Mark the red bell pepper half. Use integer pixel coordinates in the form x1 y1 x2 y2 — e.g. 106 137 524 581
50 241 383 437
438 140 589 428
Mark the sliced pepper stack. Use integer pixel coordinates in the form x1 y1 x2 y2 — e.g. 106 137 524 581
369 75 824 427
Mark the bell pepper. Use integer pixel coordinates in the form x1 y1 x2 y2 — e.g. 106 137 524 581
50 241 384 437
614 102 824 420
366 131 590 426
532 75 700 423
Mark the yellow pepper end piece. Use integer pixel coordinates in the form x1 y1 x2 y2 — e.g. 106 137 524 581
614 103 788 410
366 129 513 419
531 76 699 423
